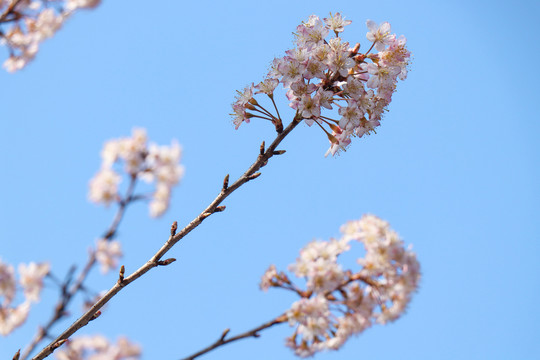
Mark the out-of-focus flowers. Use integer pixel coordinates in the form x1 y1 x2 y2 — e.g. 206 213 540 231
65 0 101 11
18 262 50 302
95 239 122 274
88 128 185 218
230 13 411 156
55 335 141 360
0 0 101 72
88 169 121 206
260 214 421 357
0 260 16 305
0 259 49 336
0 301 30 336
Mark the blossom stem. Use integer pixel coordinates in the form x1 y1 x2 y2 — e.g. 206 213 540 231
318 115 339 125
269 95 282 123
253 104 276 120
364 42 376 56
313 117 333 137
249 114 274 122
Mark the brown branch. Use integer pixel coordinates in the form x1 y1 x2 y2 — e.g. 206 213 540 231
20 176 139 360
180 314 287 360
30 115 302 360
0 0 24 23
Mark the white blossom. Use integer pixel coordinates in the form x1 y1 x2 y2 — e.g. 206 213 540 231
18 262 50 302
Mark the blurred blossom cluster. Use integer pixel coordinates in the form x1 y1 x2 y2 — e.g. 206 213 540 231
95 238 122 274
0 0 100 72
260 214 420 357
88 128 185 218
231 13 410 156
0 259 49 336
55 335 141 360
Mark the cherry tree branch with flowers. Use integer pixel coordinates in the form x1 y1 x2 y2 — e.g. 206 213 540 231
1 8 420 360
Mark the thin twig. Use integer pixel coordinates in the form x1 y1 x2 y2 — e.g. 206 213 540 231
21 176 139 360
180 315 287 360
0 0 24 23
31 115 302 360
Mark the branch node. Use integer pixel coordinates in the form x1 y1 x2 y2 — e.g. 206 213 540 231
12 349 20 360
214 206 226 213
157 258 177 266
201 212 212 220
170 221 178 236
272 150 286 155
275 119 284 133
50 339 67 351
118 265 125 284
222 174 230 191
248 172 261 181
260 141 265 155
252 331 261 338
89 311 102 321
220 328 230 341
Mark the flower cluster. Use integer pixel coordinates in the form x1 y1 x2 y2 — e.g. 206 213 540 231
260 214 420 357
95 238 123 274
55 335 141 360
231 13 410 156
0 259 49 336
88 128 185 218
0 0 100 72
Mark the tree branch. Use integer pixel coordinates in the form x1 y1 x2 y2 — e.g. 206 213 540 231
31 115 302 360
21 176 139 360
180 314 287 360
0 0 24 23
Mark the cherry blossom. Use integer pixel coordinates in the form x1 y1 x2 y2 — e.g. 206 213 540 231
231 13 411 156
55 335 141 360
0 259 16 305
1 0 103 71
65 0 101 11
1 259 49 336
18 262 50 302
366 20 394 52
0 301 30 336
88 169 121 206
95 239 123 274
323 12 352 34
89 128 184 218
261 214 420 356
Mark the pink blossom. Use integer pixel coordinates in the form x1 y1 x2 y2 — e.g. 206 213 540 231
231 14 410 156
0 260 16 305
260 265 278 291
18 262 50 302
90 129 184 217
298 94 320 119
0 302 30 336
338 99 363 130
295 15 329 48
254 78 279 96
95 239 123 274
323 12 352 33
66 0 101 11
262 214 420 356
55 335 141 360
88 168 121 206
366 20 394 51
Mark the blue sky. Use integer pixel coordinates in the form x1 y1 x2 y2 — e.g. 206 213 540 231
1 0 539 359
